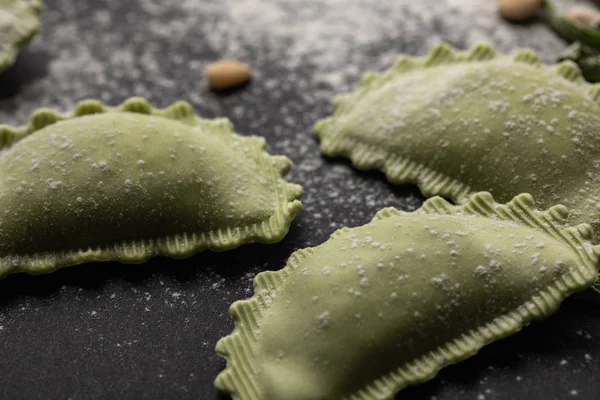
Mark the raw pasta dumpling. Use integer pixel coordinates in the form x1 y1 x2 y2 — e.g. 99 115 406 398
0 97 303 276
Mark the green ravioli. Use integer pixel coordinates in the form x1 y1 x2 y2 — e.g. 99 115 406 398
315 42 600 296
0 97 303 276
0 0 42 73
215 193 598 400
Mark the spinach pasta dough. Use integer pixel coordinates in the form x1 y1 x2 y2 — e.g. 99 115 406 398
315 43 600 295
0 0 42 72
0 97 303 276
216 193 598 400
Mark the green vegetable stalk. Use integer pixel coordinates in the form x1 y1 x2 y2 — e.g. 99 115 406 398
544 1 600 82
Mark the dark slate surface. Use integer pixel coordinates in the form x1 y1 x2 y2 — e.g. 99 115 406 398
0 0 598 399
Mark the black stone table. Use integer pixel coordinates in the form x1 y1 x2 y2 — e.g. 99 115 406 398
0 0 598 399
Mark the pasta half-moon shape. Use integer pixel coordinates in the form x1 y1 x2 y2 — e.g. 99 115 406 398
0 0 42 72
315 42 600 295
216 192 598 400
0 97 303 276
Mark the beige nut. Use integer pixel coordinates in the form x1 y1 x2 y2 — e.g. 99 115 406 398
498 0 544 22
205 60 251 90
567 7 600 26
